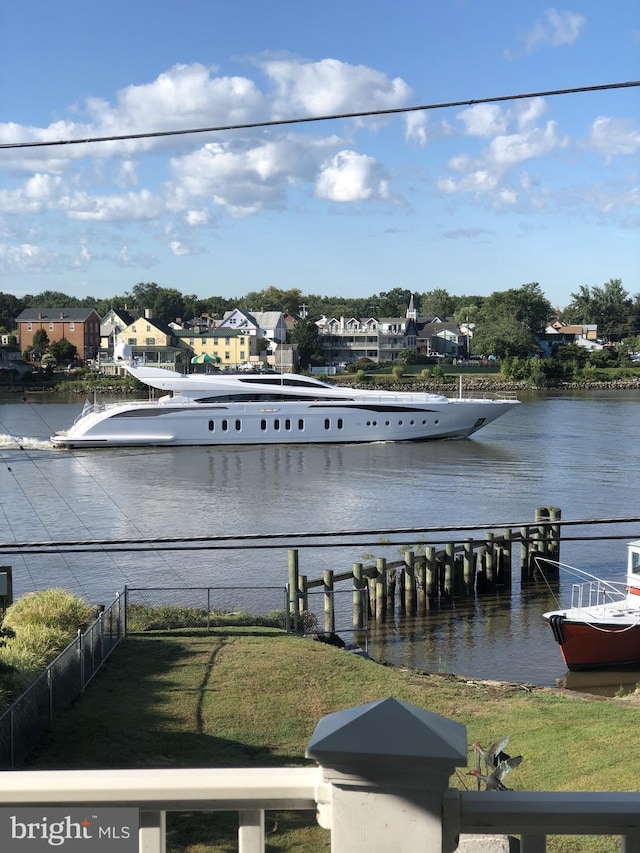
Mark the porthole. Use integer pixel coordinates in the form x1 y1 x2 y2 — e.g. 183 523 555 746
298 419 304 430
324 418 331 430
274 419 280 430
285 419 291 430
235 419 241 431
208 420 215 432
222 419 228 431
260 419 267 431
337 418 343 429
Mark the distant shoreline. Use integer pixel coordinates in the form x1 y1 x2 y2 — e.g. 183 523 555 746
3 374 640 396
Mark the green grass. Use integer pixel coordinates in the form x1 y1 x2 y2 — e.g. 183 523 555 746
30 627 640 852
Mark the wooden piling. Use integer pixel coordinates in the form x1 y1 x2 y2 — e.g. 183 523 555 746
376 558 386 621
425 547 436 601
501 529 512 588
463 539 474 596
416 556 427 612
323 569 334 633
484 532 495 588
404 551 416 613
443 543 454 598
353 563 364 629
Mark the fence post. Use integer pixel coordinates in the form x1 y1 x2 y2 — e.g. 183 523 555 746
306 697 467 853
139 810 166 853
77 630 84 693
288 550 299 628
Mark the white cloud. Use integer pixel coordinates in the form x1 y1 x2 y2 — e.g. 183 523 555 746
457 104 509 138
261 57 411 119
523 8 586 53
405 112 429 146
0 242 59 272
63 189 164 222
316 150 389 202
438 113 569 207
588 116 640 159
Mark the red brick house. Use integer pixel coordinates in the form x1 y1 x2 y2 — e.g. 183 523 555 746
16 308 102 364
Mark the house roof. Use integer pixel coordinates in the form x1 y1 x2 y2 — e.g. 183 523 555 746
126 316 176 337
17 308 101 322
175 328 244 339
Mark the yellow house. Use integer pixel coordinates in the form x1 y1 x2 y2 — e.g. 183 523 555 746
111 316 190 370
175 328 259 368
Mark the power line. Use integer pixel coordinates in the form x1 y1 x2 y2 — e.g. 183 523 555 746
1 80 638 151
0 514 638 553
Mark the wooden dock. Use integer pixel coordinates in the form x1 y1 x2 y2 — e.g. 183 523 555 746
288 506 562 633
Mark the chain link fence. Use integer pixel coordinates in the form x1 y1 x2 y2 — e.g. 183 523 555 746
0 593 125 769
0 584 367 769
124 585 290 632
294 588 369 652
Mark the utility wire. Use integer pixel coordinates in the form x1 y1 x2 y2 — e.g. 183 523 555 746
1 81 638 150
0 515 638 553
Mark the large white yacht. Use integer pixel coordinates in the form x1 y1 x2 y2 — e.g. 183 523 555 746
51 354 519 448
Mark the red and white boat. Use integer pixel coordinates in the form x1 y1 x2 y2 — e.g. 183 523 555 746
543 540 640 671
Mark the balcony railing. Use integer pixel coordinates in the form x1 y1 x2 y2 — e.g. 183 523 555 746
1 698 639 853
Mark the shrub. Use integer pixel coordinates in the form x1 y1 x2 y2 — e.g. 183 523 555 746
126 604 286 633
0 624 73 671
2 589 95 633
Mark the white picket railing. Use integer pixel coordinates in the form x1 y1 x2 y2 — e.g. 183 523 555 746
1 698 639 853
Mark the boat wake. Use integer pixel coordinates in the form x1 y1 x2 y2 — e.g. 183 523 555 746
0 433 53 451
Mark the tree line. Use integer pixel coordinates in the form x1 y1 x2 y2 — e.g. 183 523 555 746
1 279 639 361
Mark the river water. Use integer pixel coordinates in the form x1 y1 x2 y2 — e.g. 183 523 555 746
0 388 639 691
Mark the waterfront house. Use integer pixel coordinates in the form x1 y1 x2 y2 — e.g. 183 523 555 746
174 327 261 369
16 308 102 365
111 313 191 372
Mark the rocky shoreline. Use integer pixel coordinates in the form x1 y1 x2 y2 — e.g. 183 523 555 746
335 376 640 393
4 374 640 396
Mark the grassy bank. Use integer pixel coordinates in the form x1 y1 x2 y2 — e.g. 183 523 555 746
30 627 640 852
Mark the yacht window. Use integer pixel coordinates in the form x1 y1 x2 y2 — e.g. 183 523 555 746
632 550 640 574
274 419 280 430
337 418 343 429
235 420 241 431
208 420 215 431
221 419 228 431
261 419 267 431
298 419 304 430
285 419 291 430
324 418 330 430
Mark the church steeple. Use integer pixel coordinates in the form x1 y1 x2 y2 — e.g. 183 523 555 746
406 294 417 321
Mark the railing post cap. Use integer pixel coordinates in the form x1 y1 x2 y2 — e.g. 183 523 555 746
306 697 467 785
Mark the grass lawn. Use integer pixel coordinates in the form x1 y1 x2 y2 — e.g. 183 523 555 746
30 627 640 852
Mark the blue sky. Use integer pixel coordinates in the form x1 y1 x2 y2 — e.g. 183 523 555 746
1 0 638 309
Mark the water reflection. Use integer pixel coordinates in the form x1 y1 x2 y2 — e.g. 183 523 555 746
561 669 640 697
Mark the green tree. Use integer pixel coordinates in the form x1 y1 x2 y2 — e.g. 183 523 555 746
397 348 418 365
563 279 633 340
474 283 552 359
0 292 26 331
289 318 321 369
49 338 78 365
418 288 458 318
32 329 50 353
242 286 304 315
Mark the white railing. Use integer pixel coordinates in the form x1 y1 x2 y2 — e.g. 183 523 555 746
2 698 640 853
